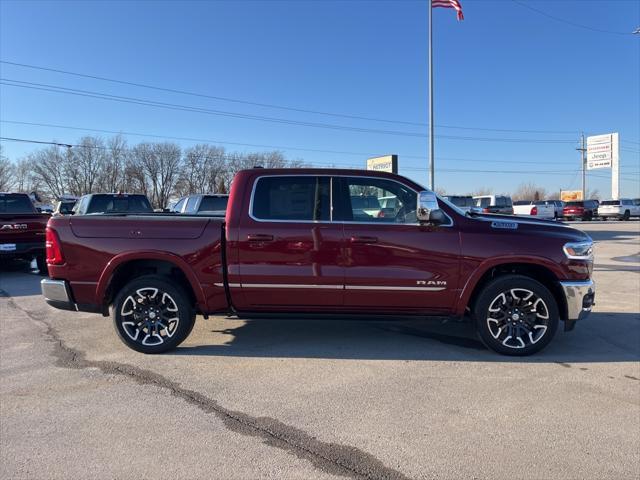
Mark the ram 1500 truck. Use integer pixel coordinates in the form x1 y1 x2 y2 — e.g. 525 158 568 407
41 169 596 356
1 192 49 272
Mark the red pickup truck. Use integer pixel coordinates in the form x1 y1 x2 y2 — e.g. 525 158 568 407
41 169 595 356
1 192 48 272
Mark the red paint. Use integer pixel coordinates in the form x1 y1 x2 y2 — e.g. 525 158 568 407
46 168 593 319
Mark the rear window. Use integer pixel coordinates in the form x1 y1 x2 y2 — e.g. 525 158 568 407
86 195 153 214
513 200 531 206
600 200 620 206
495 196 512 207
0 194 35 213
199 196 228 212
448 196 474 207
565 201 583 207
252 176 330 221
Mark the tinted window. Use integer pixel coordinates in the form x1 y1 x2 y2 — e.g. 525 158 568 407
252 176 330 221
566 201 583 207
600 200 619 206
475 197 491 208
337 177 417 223
495 196 512 207
448 196 474 207
0 194 35 213
199 196 228 212
86 195 152 214
514 201 531 206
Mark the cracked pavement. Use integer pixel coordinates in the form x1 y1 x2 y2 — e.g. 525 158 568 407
1 222 639 479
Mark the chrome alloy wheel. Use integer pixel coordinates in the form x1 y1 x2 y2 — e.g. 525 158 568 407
120 288 180 346
486 288 549 349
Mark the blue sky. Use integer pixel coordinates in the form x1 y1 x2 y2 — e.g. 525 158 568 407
1 0 639 197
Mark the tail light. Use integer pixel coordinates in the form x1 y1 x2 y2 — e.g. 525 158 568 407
530 206 538 215
46 227 65 265
377 210 385 218
483 208 490 213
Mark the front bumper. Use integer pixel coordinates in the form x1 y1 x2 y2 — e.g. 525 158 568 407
559 280 595 321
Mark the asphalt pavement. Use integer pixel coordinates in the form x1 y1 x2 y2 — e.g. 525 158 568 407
1 221 639 479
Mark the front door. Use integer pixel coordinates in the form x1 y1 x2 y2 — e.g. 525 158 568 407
234 175 344 311
334 176 461 315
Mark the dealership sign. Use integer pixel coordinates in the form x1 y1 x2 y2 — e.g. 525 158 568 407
560 190 583 202
586 133 618 170
366 155 398 174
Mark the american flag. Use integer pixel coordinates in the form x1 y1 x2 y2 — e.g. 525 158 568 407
432 0 464 21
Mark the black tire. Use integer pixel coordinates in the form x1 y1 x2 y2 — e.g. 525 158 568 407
35 254 47 275
473 275 559 356
112 275 195 354
623 210 630 221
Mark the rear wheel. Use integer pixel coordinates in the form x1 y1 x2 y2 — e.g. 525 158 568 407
473 275 559 356
112 275 195 353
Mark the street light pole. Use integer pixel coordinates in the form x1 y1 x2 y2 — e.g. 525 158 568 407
428 0 435 190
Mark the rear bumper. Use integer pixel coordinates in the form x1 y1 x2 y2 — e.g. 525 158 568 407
559 280 595 321
0 241 44 258
41 279 103 314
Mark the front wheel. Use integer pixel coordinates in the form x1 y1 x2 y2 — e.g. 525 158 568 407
622 210 630 221
473 275 559 356
112 275 195 353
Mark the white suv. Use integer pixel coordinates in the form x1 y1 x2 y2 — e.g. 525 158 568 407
598 199 640 221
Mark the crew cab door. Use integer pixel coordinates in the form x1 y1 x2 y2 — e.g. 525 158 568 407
334 176 460 314
233 175 344 311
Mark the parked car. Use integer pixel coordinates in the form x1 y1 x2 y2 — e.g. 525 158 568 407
512 201 555 219
0 192 48 272
597 199 640 221
53 195 78 216
73 193 154 215
171 194 229 217
445 195 480 214
539 200 564 219
562 200 598 221
42 168 595 357
473 195 514 215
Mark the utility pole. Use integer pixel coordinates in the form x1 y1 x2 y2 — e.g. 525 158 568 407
428 0 435 191
576 133 586 200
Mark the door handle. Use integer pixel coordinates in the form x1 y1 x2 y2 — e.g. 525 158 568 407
350 236 378 244
247 234 274 242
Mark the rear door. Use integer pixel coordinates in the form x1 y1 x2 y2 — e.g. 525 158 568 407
336 176 460 314
234 175 344 311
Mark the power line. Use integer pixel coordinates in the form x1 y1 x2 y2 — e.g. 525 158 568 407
0 119 588 166
6 136 639 178
0 79 579 144
0 60 582 135
511 0 632 36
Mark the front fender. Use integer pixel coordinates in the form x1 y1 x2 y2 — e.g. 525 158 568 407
453 255 564 316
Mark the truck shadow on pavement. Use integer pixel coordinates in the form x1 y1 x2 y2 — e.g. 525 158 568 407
171 312 640 363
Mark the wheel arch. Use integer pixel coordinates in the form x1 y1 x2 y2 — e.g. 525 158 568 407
97 252 206 314
457 259 567 321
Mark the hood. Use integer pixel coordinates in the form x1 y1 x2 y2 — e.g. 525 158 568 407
466 212 591 243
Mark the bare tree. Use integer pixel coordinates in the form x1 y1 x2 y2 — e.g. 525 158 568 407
587 189 600 200
30 146 68 198
0 146 14 191
512 182 547 202
131 142 181 208
64 136 107 195
100 135 128 193
470 187 493 196
176 144 226 196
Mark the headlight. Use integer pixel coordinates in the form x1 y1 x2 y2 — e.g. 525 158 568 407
563 241 594 260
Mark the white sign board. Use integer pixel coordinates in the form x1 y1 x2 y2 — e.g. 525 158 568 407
587 133 618 170
366 155 398 174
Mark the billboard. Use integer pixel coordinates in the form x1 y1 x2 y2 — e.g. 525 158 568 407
587 133 618 170
366 155 398 174
560 190 583 202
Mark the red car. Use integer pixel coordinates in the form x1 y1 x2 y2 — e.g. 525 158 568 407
562 200 598 221
1 192 49 272
41 169 595 356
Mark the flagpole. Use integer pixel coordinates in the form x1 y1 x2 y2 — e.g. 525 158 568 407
428 0 435 191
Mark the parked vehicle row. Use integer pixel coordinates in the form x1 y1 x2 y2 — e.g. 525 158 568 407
597 199 640 220
41 168 596 357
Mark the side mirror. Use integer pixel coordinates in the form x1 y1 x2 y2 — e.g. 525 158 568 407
417 190 447 225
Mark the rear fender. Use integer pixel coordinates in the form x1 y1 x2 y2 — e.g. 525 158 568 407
96 251 207 310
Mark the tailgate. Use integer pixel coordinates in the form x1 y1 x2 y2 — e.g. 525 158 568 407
0 214 47 245
69 215 210 239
